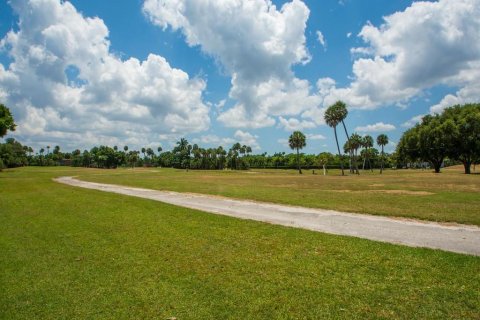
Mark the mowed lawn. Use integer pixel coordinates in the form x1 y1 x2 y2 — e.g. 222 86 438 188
77 165 480 226
1 167 479 319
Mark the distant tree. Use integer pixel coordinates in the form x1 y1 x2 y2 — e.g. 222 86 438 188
362 135 374 171
318 152 333 176
324 103 345 175
441 103 480 174
0 104 16 138
127 151 140 169
398 114 456 174
173 138 191 170
0 138 28 169
377 134 389 174
333 101 353 172
124 145 128 152
349 133 362 174
146 147 154 162
288 131 306 174
246 146 252 156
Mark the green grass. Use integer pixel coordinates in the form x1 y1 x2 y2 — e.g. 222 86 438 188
1 167 479 319
73 165 480 226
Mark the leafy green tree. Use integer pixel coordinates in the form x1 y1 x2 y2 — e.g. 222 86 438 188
0 138 28 169
397 114 454 173
288 131 306 174
324 103 345 175
127 151 140 168
441 103 480 174
173 138 192 170
377 134 389 174
0 104 16 138
318 152 333 176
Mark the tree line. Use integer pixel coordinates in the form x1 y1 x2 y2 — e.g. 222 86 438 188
396 103 480 174
1 102 479 173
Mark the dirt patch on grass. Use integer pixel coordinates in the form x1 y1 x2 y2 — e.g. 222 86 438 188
369 184 385 187
330 189 434 196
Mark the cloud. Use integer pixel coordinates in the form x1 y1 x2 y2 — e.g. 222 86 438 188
143 0 320 128
318 0 480 110
401 114 425 128
277 116 316 131
234 130 260 150
215 99 226 110
192 134 234 147
307 133 326 140
355 122 396 133
316 30 327 50
0 0 210 150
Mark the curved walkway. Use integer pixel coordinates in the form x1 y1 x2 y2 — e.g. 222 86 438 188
55 176 480 256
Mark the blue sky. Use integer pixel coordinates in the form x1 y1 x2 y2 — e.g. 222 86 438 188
1 0 479 154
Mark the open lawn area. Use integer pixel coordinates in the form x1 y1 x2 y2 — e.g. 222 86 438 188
75 165 480 226
1 167 479 319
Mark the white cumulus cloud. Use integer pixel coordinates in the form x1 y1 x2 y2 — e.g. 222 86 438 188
0 0 210 150
401 114 425 128
143 0 320 129
318 0 480 111
277 116 316 131
316 30 327 50
234 130 260 150
355 122 396 133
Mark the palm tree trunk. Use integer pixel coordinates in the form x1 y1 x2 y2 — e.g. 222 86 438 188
362 149 366 170
341 120 353 173
296 148 302 174
354 149 360 174
380 146 384 174
334 127 344 176
323 165 326 176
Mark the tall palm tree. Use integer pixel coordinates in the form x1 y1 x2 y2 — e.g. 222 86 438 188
362 135 374 171
377 134 389 174
232 142 241 169
332 101 353 172
324 105 345 175
124 145 128 152
157 146 162 153
288 131 306 174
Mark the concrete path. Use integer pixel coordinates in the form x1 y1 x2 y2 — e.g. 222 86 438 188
55 176 480 256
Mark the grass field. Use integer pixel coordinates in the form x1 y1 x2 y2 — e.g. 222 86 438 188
1 167 479 319
75 165 480 226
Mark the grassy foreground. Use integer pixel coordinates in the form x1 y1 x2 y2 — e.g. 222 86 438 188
1 167 479 319
77 165 480 226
